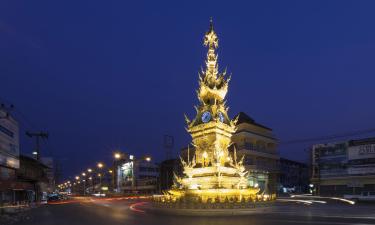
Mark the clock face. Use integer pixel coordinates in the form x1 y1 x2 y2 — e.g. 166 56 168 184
201 111 211 123
218 112 225 122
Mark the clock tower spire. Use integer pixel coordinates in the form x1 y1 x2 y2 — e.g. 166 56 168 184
185 19 237 167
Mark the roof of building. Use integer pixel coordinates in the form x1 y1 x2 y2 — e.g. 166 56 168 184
19 155 50 169
280 157 308 167
234 112 272 131
349 137 375 146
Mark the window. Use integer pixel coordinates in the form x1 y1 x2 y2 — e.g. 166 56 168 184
0 124 14 138
244 156 253 165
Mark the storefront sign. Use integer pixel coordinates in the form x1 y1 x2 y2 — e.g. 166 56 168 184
348 167 375 175
348 144 375 160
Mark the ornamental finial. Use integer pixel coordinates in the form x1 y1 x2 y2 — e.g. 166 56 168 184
209 17 214 31
204 18 218 49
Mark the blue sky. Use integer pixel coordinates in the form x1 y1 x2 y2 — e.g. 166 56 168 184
1 0 375 178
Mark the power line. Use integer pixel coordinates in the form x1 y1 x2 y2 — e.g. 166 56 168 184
280 127 375 145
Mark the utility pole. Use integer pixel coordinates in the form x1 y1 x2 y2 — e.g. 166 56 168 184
26 131 48 160
163 135 174 160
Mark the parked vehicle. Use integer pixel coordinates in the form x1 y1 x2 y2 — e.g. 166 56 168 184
47 193 62 202
344 191 375 202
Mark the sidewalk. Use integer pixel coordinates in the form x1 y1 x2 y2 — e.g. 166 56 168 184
0 202 36 225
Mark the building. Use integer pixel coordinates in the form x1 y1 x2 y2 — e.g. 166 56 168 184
0 106 20 205
159 158 182 191
115 154 159 194
279 158 309 194
311 137 375 196
41 157 55 193
16 155 50 202
231 112 279 194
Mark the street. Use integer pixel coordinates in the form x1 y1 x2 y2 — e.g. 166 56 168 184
7 198 375 225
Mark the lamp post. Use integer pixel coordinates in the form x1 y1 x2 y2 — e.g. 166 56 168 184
98 173 102 193
82 179 86 196
75 176 80 195
81 173 86 196
113 153 122 193
87 168 93 194
97 163 104 193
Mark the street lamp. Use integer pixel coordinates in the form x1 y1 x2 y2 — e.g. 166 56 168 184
113 153 122 194
81 174 86 195
75 176 80 194
114 153 121 160
145 156 151 162
97 173 102 192
87 168 92 173
82 179 86 196
97 162 104 169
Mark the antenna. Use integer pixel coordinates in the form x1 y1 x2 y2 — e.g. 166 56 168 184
163 135 174 160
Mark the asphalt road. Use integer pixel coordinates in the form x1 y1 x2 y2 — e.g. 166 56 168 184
9 198 375 225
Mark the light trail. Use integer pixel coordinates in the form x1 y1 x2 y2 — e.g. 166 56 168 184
129 202 147 213
331 197 355 205
277 199 313 205
290 194 355 205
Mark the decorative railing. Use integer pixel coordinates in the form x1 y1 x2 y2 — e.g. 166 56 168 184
237 144 277 155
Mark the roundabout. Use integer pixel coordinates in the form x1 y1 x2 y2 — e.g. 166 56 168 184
140 200 276 216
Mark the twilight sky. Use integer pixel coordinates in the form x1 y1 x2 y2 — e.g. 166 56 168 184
1 1 375 179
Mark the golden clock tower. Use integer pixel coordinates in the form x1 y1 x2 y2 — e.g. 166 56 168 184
154 20 266 205
185 19 237 167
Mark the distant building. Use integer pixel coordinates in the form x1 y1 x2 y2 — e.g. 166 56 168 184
311 137 375 196
0 108 20 204
115 154 159 194
159 158 182 191
16 155 50 202
41 157 55 192
231 112 280 194
279 158 309 194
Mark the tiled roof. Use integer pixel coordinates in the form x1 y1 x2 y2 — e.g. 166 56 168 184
234 112 272 131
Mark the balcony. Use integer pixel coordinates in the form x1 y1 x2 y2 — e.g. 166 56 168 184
237 143 277 155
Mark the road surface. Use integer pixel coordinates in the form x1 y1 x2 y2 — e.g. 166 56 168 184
7 197 375 225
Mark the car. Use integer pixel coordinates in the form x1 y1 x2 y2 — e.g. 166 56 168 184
47 194 61 202
344 191 375 202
